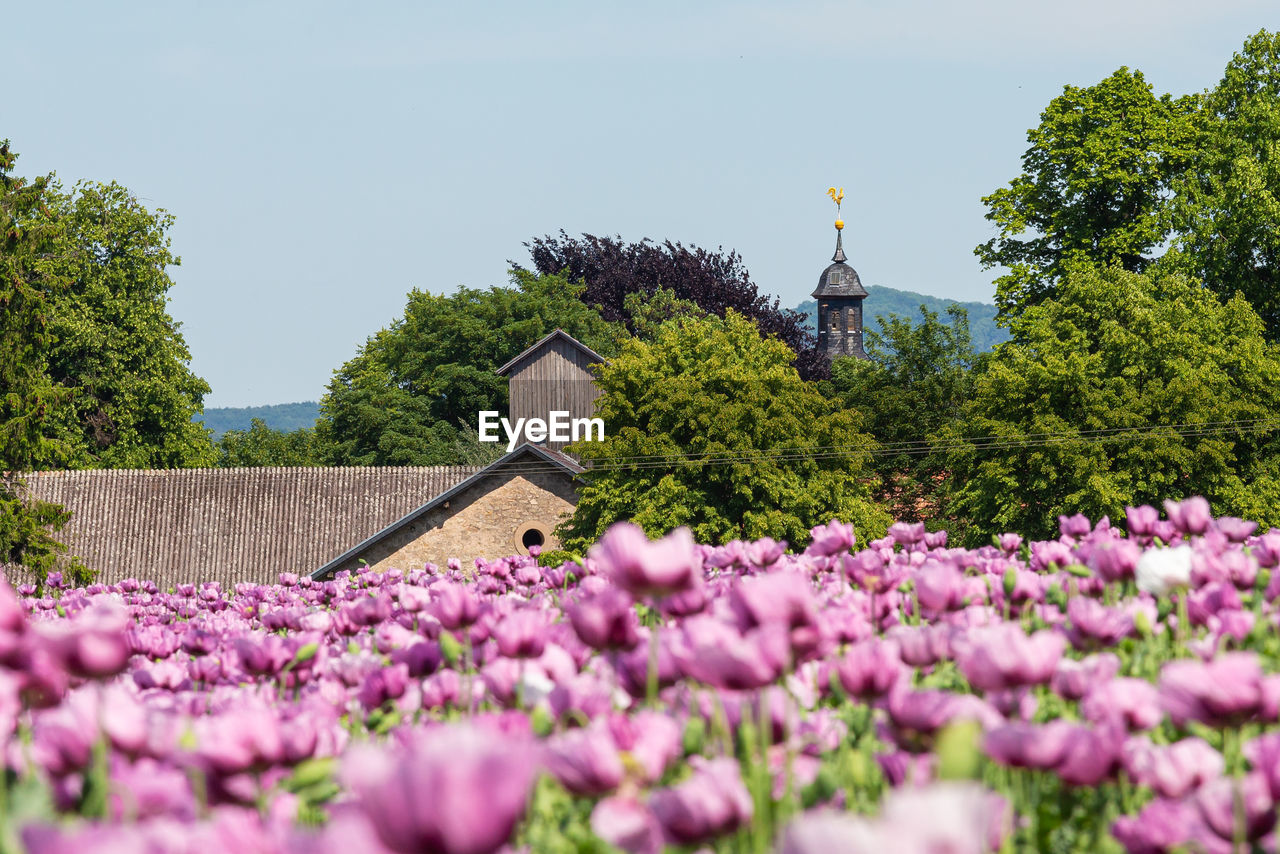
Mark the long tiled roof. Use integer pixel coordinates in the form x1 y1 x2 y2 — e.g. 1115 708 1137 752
6 466 479 589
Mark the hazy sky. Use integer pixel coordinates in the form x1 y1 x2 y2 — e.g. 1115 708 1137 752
7 2 1277 407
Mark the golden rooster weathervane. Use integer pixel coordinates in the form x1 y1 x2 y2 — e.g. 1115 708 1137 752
827 186 845 231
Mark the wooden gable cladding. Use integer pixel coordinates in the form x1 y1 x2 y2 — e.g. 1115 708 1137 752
496 329 605 451
8 466 479 589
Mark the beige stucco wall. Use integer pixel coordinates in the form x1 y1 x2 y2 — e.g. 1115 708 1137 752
339 468 578 574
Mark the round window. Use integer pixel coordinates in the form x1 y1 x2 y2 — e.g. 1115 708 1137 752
514 522 550 556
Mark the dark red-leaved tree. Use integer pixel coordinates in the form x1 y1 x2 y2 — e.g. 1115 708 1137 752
518 232 827 379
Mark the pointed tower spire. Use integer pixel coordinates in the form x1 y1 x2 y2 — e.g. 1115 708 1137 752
828 186 847 262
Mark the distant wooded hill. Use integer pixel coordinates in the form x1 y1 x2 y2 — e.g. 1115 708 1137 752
795 286 1008 354
195 402 320 438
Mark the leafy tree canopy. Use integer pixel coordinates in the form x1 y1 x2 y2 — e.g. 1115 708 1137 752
560 310 890 550
0 141 87 582
41 181 215 469
217 419 320 468
830 305 978 524
316 270 620 466
1167 30 1280 336
937 263 1280 544
976 68 1198 320
520 232 827 379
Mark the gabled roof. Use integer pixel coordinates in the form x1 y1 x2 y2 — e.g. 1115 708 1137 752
9 466 479 589
496 328 607 376
309 443 585 580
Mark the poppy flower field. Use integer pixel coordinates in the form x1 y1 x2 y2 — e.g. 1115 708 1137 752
4 497 1280 853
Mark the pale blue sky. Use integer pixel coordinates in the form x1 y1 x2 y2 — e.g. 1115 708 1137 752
7 2 1277 406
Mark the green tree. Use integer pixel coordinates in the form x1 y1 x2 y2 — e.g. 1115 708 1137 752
316 270 620 466
976 68 1198 320
560 310 890 549
1168 30 1280 337
217 419 320 467
622 287 707 340
830 305 977 524
0 141 87 582
41 181 215 468
938 264 1280 544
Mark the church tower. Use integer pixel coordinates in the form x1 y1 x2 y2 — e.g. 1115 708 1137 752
812 188 868 360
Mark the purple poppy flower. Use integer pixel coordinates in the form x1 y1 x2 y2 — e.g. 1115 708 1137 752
544 722 625 797
1253 529 1280 568
431 581 482 630
656 582 708 618
1126 505 1160 541
1065 598 1133 650
887 623 953 668
38 603 131 679
984 720 1074 770
1059 513 1092 540
606 711 681 784
997 533 1022 553
492 608 549 660
1165 496 1213 537
421 670 462 710
1111 798 1212 854
1159 652 1269 726
1123 736 1224 799
567 587 640 651
345 725 539 854
1081 678 1162 731
1055 722 1125 786
590 523 699 598
746 536 787 568
358 663 411 709
31 695 96 777
1088 539 1141 583
99 686 149 757
1197 772 1276 843
888 521 926 548
841 550 901 595
650 756 753 846
835 637 903 699
675 617 789 691
1029 539 1074 572
1051 652 1121 700
591 796 662 854
729 572 826 661
614 629 682 699
923 529 948 549
955 623 1065 692
876 748 936 786
885 685 1001 751
807 519 856 557
1215 516 1258 543
914 559 966 614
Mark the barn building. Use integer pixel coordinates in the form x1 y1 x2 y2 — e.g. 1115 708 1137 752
8 329 605 589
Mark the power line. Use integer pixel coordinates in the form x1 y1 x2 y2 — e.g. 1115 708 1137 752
458 415 1280 479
